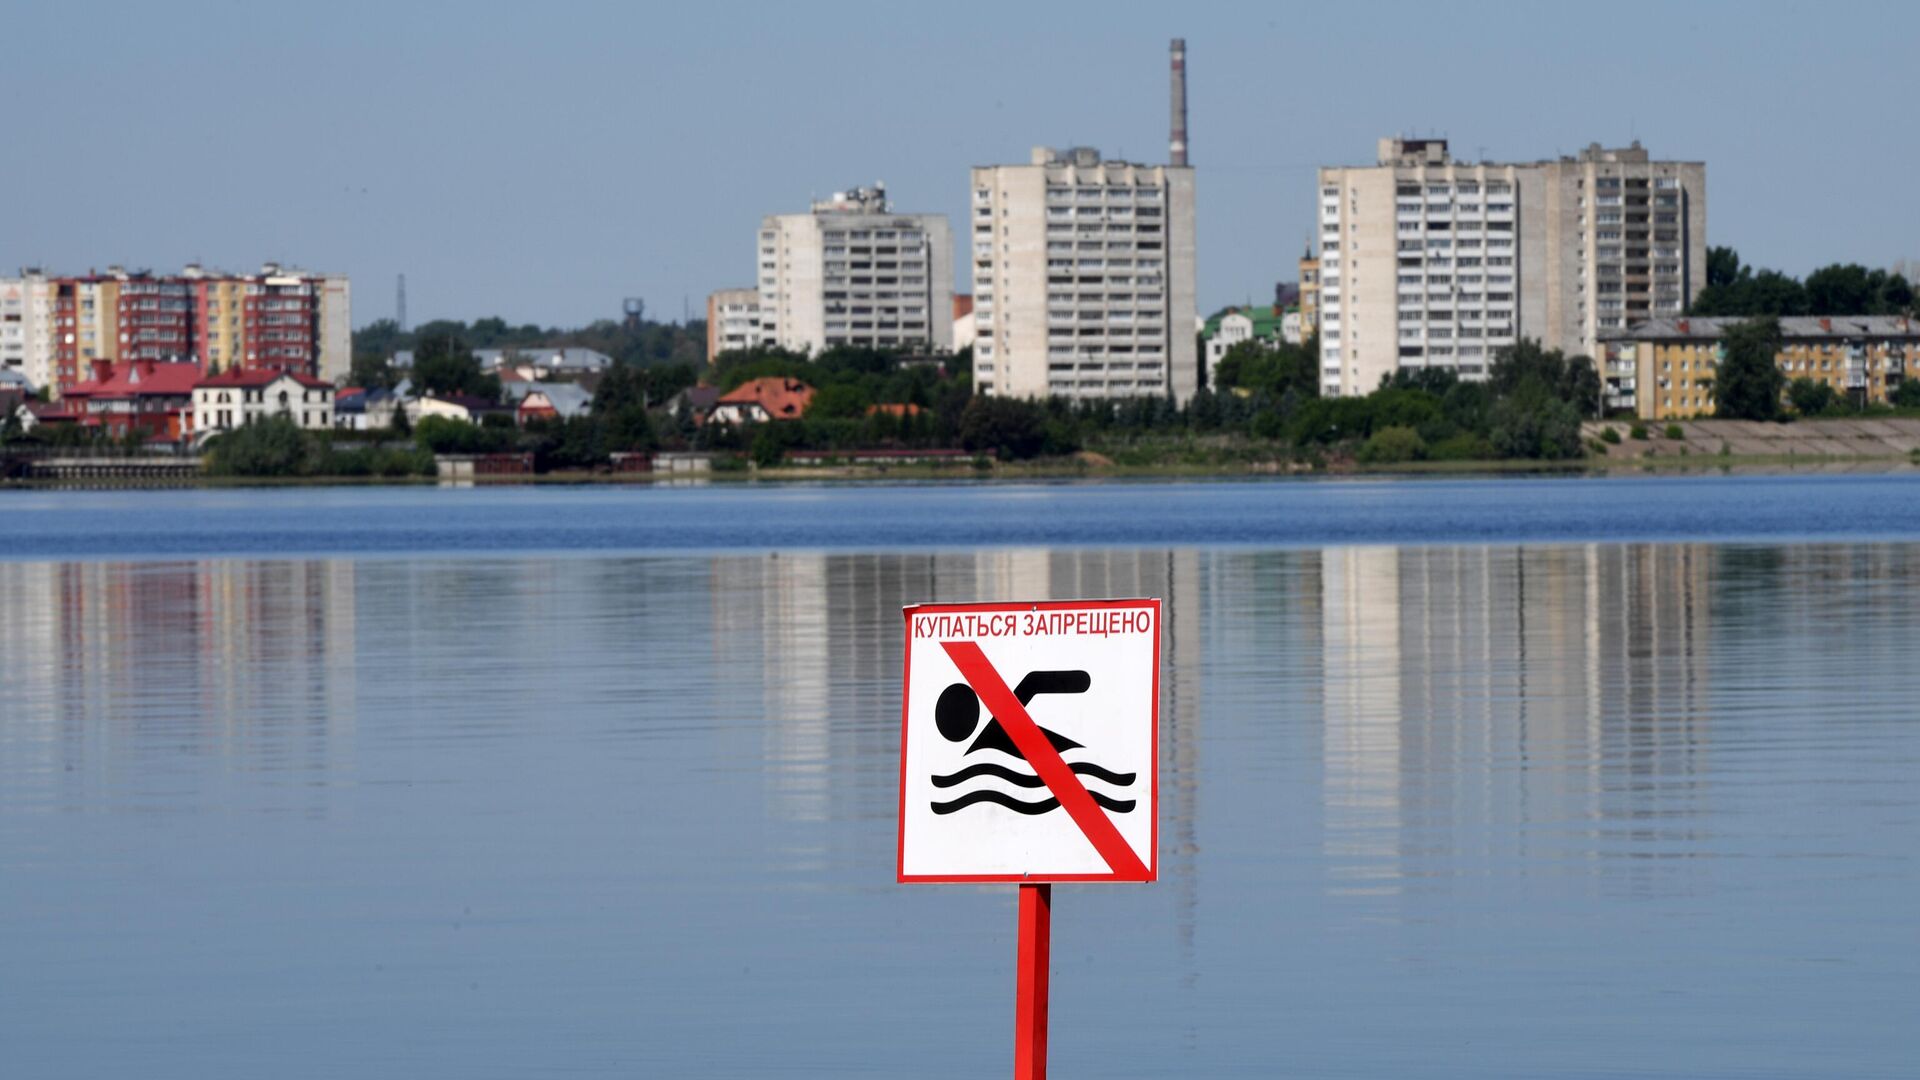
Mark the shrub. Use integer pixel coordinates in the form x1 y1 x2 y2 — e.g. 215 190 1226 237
1630 424 1649 440
414 416 512 455
1356 425 1427 465
1427 433 1495 461
1895 380 1920 410
1599 426 1621 445
1664 423 1684 440
205 417 313 477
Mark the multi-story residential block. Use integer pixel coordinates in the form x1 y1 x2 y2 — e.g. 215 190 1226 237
705 287 762 360
1599 315 1919 419
756 186 952 355
1297 255 1320 339
5 263 349 397
1315 137 1705 397
970 146 1198 402
0 272 56 389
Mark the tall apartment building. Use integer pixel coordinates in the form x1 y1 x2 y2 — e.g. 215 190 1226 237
756 186 952 355
3 263 350 395
1316 137 1705 396
970 146 1198 403
705 287 761 361
0 272 56 388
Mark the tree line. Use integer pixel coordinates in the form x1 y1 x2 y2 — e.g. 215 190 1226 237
1690 248 1916 318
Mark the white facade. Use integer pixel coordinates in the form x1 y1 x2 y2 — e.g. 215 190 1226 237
315 274 353 384
970 147 1198 403
706 288 762 360
757 186 953 355
193 374 335 436
1204 311 1256 381
0 274 55 390
1316 137 1705 397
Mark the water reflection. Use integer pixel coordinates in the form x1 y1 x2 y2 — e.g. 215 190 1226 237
4 542 1918 1075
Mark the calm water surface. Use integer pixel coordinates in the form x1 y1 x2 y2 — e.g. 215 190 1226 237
1 479 1916 1077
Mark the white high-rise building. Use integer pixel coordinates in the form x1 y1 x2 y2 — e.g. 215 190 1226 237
0 272 56 390
756 186 952 355
970 146 1198 403
1316 137 1705 397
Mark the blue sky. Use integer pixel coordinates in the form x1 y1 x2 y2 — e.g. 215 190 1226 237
4 0 1915 329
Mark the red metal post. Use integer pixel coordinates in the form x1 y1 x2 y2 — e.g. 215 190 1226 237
1014 882 1052 1080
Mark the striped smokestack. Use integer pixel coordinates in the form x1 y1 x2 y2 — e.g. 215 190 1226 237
1169 38 1189 166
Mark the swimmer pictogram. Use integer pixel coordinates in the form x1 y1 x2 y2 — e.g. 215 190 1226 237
928 670 1137 815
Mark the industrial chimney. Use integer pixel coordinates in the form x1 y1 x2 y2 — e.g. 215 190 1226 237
1169 38 1189 166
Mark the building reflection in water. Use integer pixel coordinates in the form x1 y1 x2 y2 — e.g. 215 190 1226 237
0 559 360 820
1317 544 1720 904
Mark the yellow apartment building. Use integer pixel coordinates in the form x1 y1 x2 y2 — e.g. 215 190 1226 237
1599 316 1918 419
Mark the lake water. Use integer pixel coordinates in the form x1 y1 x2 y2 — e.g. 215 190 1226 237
3 477 1917 1077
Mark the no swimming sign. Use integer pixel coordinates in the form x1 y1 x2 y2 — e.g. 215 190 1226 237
897 599 1160 884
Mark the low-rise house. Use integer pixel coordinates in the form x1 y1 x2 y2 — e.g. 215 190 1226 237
1600 316 1920 419
475 347 612 379
1200 305 1294 385
193 368 335 437
417 392 509 424
708 377 814 424
509 381 593 426
62 360 201 440
661 384 721 424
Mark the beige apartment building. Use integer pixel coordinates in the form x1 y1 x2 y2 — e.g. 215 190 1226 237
1297 254 1320 339
1316 137 1705 396
0 272 56 389
970 146 1198 403
705 287 761 361
1599 315 1919 420
756 186 952 356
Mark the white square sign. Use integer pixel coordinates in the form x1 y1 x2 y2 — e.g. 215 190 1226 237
897 598 1159 884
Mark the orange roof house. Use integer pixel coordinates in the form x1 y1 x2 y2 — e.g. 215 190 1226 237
709 377 815 424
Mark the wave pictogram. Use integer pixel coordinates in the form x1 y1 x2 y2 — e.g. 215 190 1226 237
931 762 1137 789
930 788 1136 816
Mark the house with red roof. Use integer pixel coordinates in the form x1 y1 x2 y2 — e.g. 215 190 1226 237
58 360 203 440
193 368 335 438
709 377 815 424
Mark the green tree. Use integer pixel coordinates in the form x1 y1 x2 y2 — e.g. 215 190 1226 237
1488 387 1582 460
1787 377 1838 417
1713 318 1787 421
349 351 396 390
412 333 500 400
807 383 872 420
1804 264 1875 316
1706 246 1742 288
959 397 1049 460
1895 379 1920 410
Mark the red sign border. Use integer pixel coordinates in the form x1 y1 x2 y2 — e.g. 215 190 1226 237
896 597 1161 884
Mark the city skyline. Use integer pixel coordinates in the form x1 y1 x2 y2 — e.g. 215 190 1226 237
4 1 1916 330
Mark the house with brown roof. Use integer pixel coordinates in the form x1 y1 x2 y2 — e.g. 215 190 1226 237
708 377 815 424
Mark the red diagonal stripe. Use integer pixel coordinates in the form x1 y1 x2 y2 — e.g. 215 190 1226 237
941 640 1150 881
